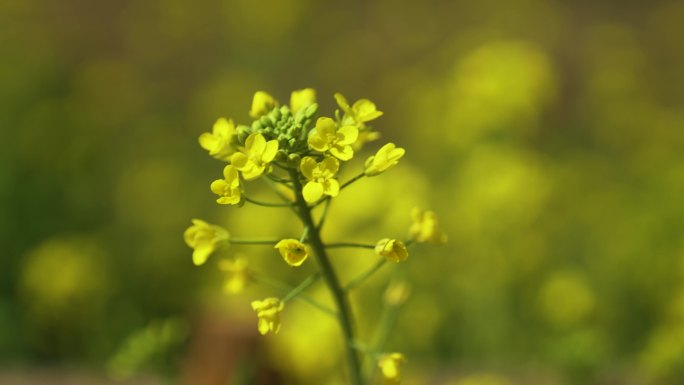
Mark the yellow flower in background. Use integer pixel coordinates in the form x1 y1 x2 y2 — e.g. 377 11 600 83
384 281 411 306
210 165 241 205
365 143 406 176
251 297 284 335
198 117 236 161
334 92 383 128
290 88 316 114
409 207 447 244
308 117 358 161
378 353 406 384
274 239 309 266
249 91 278 118
300 156 340 203
183 219 229 266
375 238 409 263
218 257 250 294
230 133 279 180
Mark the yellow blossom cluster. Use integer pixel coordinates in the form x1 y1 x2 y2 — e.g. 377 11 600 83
183 88 445 384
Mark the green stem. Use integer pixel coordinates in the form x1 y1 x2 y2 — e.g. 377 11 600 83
244 197 294 208
289 169 364 385
317 198 332 231
252 273 336 317
326 242 375 250
282 273 320 303
345 259 387 291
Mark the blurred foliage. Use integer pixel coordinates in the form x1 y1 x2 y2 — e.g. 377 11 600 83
2 0 684 384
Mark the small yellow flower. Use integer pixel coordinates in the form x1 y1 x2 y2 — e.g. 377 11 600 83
218 257 250 294
290 88 316 114
364 143 406 176
375 238 409 263
409 207 448 244
334 92 383 128
308 117 358 161
198 117 236 161
231 133 279 180
251 297 284 335
378 353 406 385
249 91 278 118
183 219 229 266
274 239 309 266
210 165 241 205
300 156 340 203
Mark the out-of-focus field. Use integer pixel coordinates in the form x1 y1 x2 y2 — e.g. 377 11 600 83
2 0 684 384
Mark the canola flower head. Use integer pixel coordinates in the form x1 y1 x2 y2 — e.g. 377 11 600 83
378 353 406 385
375 238 409 263
334 92 383 128
365 142 406 177
249 91 278 119
409 207 448 244
384 281 411 306
290 88 317 114
300 156 340 203
218 257 250 294
274 239 309 267
183 219 229 266
199 117 236 161
230 133 279 180
308 117 358 161
251 297 284 335
210 165 242 205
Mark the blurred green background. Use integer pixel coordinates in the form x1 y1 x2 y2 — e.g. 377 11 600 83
2 0 684 384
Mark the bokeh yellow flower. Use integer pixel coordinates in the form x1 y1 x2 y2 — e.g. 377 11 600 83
378 353 406 384
210 165 241 205
409 207 447 244
230 133 279 180
300 156 340 203
334 92 383 128
290 88 316 114
198 117 236 161
218 257 250 294
274 239 309 266
375 238 409 263
183 219 229 266
249 91 278 118
308 117 358 161
251 297 284 335
365 143 406 176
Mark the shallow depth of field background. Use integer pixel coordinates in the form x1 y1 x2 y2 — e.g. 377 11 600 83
2 0 684 384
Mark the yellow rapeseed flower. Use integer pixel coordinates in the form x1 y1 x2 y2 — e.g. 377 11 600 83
230 133 279 180
249 91 278 118
378 353 406 385
251 297 284 335
218 257 250 294
365 143 406 176
290 88 316 114
375 238 409 263
300 156 340 203
409 207 447 244
198 117 236 161
274 239 309 266
210 165 242 205
334 92 383 128
183 219 230 266
308 117 358 161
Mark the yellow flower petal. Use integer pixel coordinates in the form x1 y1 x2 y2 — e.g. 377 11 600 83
303 181 324 203
274 239 309 266
183 219 229 266
249 91 277 118
290 88 316 114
